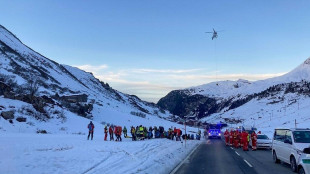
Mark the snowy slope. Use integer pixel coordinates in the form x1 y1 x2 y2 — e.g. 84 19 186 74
202 92 310 138
187 57 310 99
0 24 181 134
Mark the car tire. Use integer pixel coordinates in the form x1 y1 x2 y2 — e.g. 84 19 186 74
290 156 297 172
273 151 280 163
298 167 305 174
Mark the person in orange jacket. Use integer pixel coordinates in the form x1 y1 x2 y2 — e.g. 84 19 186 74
251 131 258 151
115 126 122 141
242 131 249 151
104 126 108 141
234 130 239 148
224 129 229 146
239 130 243 148
229 130 234 146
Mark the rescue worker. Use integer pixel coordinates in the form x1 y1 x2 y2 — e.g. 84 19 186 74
251 131 257 151
176 128 181 141
115 126 122 141
224 129 229 146
229 130 234 146
234 130 239 148
104 125 108 141
109 126 114 141
87 121 95 140
131 126 136 141
123 126 127 138
238 130 242 147
173 127 177 140
240 130 243 148
242 131 249 151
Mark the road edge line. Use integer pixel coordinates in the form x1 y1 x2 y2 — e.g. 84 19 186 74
170 142 201 174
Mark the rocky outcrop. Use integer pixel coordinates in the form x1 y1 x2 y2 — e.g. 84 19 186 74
157 90 220 118
1 111 14 120
16 117 27 122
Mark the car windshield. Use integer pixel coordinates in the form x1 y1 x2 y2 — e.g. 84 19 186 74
257 135 269 139
293 131 310 143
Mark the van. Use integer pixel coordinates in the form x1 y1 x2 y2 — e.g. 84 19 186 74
272 128 310 173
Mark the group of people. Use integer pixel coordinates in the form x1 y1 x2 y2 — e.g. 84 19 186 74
87 121 196 142
223 129 258 151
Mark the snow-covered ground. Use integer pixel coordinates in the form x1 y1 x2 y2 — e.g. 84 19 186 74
0 133 201 174
0 96 202 174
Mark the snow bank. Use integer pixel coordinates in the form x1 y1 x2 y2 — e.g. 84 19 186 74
0 133 201 174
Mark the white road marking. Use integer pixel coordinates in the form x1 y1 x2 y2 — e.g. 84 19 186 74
230 147 234 150
235 151 240 156
244 159 253 168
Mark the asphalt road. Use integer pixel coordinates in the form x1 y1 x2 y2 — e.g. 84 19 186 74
172 138 294 174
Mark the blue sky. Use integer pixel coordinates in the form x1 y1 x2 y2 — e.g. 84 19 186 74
1 0 310 102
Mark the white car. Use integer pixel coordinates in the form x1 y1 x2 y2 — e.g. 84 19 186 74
256 134 272 149
297 147 310 174
272 128 310 173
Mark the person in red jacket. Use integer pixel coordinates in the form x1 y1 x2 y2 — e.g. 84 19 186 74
115 126 122 141
234 130 239 148
87 121 95 140
104 126 108 141
109 126 114 141
242 131 249 151
229 130 234 146
238 131 242 147
251 131 258 151
224 129 229 146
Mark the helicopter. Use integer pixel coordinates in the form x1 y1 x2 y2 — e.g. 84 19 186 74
205 28 223 40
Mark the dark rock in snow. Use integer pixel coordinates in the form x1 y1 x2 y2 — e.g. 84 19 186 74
1 111 15 120
16 117 27 122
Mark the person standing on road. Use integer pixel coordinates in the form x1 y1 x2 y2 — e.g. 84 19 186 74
224 129 229 146
238 130 243 147
87 121 95 140
104 125 108 141
242 131 249 151
229 130 234 146
251 131 257 151
233 130 239 148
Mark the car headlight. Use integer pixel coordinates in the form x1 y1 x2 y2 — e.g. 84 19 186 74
297 149 303 155
218 133 221 136
208 133 211 135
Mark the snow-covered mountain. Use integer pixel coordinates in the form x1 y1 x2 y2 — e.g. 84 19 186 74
158 57 310 131
0 25 180 133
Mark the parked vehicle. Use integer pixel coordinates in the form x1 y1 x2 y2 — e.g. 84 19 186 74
255 134 272 149
272 128 310 173
297 147 310 174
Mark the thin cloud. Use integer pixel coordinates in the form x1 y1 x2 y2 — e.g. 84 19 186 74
130 68 203 74
168 72 286 81
71 64 288 102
